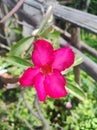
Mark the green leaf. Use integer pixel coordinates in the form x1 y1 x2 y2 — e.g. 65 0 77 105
73 55 84 67
8 56 33 68
62 67 73 75
62 55 84 75
66 79 86 101
39 25 53 37
10 36 34 56
11 27 22 34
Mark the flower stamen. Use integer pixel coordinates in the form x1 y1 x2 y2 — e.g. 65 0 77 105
41 64 52 75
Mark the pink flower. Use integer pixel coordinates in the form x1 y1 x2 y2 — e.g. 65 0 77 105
66 101 72 109
19 39 75 102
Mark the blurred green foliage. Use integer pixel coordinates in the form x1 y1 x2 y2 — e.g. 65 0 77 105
88 0 97 15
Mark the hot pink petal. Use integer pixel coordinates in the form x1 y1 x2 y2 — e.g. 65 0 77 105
34 73 47 102
52 46 75 71
44 70 68 98
19 67 40 87
32 39 54 67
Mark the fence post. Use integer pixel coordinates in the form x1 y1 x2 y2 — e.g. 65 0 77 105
71 26 81 85
70 0 90 85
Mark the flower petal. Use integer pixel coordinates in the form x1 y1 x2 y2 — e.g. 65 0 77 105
44 70 68 98
52 46 75 71
34 73 47 102
32 39 54 67
19 67 40 87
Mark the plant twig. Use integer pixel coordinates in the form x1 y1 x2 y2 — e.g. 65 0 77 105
17 114 34 130
0 0 24 23
14 19 33 29
21 88 40 120
34 94 51 130
0 43 10 50
16 92 23 113
37 5 53 34
16 89 34 130
0 34 7 39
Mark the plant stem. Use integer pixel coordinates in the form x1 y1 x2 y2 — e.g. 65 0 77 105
16 90 34 130
21 88 40 120
0 0 24 23
34 94 51 130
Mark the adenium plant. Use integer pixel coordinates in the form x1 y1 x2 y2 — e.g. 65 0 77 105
19 39 75 102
